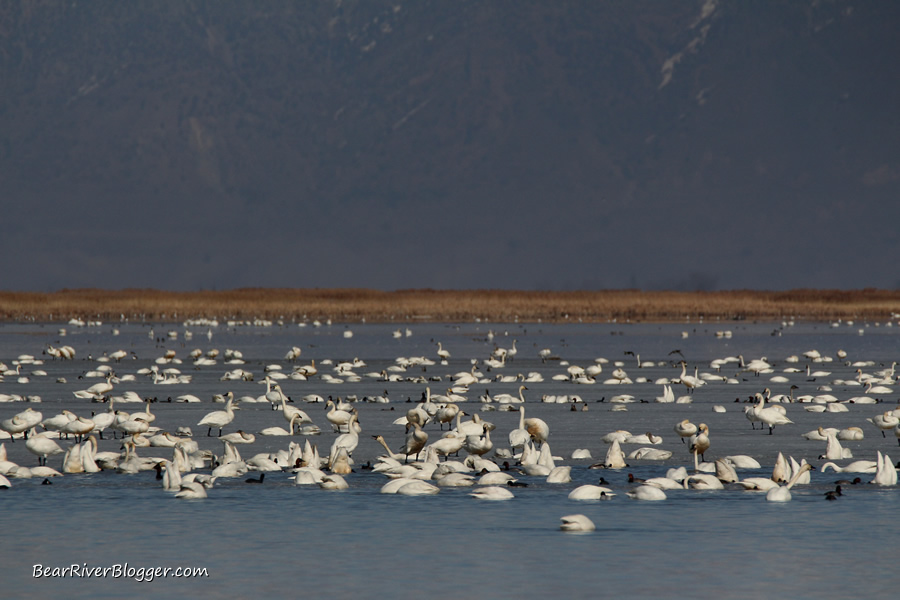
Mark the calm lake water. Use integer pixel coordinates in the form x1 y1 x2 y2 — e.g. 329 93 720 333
1 318 898 598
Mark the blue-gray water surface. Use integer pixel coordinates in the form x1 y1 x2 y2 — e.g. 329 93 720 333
1 318 898 598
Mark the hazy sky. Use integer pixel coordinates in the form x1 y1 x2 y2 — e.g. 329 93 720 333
2 1 899 292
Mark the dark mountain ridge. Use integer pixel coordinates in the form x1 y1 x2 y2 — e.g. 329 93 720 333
1 1 898 291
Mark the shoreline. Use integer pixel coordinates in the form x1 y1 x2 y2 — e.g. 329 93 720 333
2 288 900 323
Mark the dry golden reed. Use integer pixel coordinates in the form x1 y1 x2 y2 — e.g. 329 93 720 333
1 288 900 323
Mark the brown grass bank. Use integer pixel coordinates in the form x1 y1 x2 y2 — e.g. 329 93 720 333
1 289 900 323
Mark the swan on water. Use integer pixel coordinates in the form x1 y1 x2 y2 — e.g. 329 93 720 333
560 514 596 532
766 463 814 502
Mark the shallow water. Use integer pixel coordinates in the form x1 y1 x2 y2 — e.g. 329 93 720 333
1 319 899 598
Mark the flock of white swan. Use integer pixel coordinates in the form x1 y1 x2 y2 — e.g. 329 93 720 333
2 321 900 533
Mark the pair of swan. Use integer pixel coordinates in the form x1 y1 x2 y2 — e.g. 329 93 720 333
677 361 705 392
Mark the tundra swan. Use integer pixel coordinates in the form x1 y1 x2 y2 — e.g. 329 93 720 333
175 481 208 499
766 463 814 502
463 425 493 457
319 474 349 490
627 447 672 461
508 405 531 452
868 411 900 437
470 485 514 500
820 460 877 473
396 480 440 495
678 361 705 393
1 408 43 440
399 422 428 463
750 395 793 434
627 485 667 500
674 419 697 443
568 482 616 500
25 431 64 465
819 428 853 460
560 514 596 532
689 424 710 462
198 393 237 436
871 451 898 486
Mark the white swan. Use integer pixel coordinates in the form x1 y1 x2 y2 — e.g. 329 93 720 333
871 451 898 486
318 474 349 490
766 463 814 502
259 416 299 436
272 386 313 426
25 431 64 466
628 447 672 461
175 481 208 499
689 423 710 462
715 459 739 484
598 439 626 469
434 472 475 487
59 416 96 442
1 408 43 440
623 432 663 445
508 406 530 452
819 428 853 460
643 477 684 490
837 427 864 441
868 411 900 437
197 393 237 436
161 459 182 491
724 455 762 469
325 399 354 433
426 432 465 459
772 452 789 483
627 485 667 500
546 465 572 483
685 473 724 490
560 514 596 532
293 467 326 485
463 425 493 457
752 395 793 434
436 403 461 430
568 482 616 500
398 421 428 463
470 485 514 500
396 480 440 495
73 373 114 400
820 460 877 473
375 473 411 491
678 361 704 393
674 419 698 443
